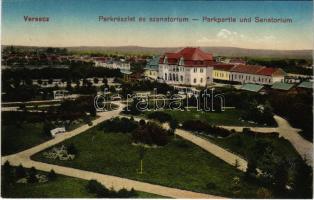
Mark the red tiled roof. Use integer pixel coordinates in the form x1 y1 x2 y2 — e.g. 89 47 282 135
230 65 264 74
159 47 213 67
255 67 278 76
212 63 235 71
230 65 285 76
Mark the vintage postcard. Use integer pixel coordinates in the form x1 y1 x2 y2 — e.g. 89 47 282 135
1 0 313 199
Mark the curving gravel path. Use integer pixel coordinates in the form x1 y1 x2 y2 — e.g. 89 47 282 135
2 102 223 198
220 115 313 166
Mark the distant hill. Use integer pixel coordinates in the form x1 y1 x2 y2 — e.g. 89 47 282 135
67 46 312 59
2 45 312 58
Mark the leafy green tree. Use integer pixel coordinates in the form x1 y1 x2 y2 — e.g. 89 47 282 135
169 118 178 139
67 143 78 155
2 161 14 185
272 160 289 196
43 120 53 137
291 158 313 198
48 169 57 181
15 164 26 179
28 167 38 183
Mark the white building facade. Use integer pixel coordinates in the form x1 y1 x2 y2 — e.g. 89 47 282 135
94 58 131 71
158 47 214 87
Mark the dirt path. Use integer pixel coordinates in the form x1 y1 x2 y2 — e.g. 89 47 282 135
220 115 313 166
2 103 223 198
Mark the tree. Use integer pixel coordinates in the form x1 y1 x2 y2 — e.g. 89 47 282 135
28 167 38 183
139 119 146 126
93 78 99 84
272 160 288 196
169 118 178 139
48 78 53 85
67 143 78 155
48 169 57 181
2 161 14 185
245 159 258 180
291 158 313 198
15 164 26 179
234 159 240 169
43 120 53 137
124 98 141 115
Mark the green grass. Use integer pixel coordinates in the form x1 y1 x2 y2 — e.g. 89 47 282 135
3 175 96 198
1 123 50 156
32 126 262 198
144 108 272 127
2 172 161 198
206 133 301 165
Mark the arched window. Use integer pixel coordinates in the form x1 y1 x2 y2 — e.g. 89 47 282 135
169 73 172 81
173 74 175 81
180 75 183 82
165 73 167 80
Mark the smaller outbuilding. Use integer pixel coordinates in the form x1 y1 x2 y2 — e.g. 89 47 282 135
240 83 264 93
297 81 312 89
271 82 296 93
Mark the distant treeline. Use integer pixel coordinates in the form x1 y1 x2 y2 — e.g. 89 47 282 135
247 58 312 75
2 63 122 81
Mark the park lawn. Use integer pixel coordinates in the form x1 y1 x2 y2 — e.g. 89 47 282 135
208 133 301 163
144 108 272 127
3 175 96 198
33 127 262 198
2 122 50 156
2 172 159 198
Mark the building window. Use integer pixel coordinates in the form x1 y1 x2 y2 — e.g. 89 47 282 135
173 74 176 81
200 78 203 83
175 74 178 81
200 69 204 73
193 78 197 83
169 73 172 81
194 68 197 73
180 75 183 82
165 73 167 80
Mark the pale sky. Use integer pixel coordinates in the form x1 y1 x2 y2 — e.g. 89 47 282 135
2 0 313 50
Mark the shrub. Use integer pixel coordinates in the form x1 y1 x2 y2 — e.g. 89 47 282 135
2 161 14 184
15 164 26 179
28 167 38 183
48 169 57 181
86 180 105 195
206 181 217 190
182 120 209 132
101 117 138 133
67 143 78 155
132 122 169 146
182 120 231 137
147 111 172 123
86 180 137 198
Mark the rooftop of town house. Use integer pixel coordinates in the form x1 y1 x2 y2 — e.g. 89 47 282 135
159 47 214 67
297 81 313 89
144 56 160 70
212 63 235 71
271 82 295 91
240 83 264 92
230 64 265 74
